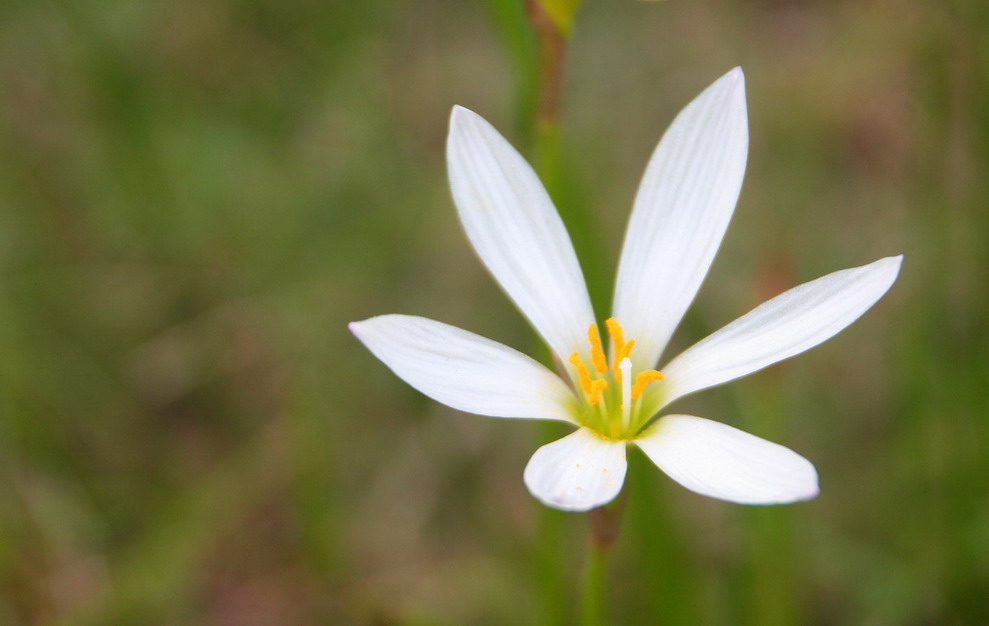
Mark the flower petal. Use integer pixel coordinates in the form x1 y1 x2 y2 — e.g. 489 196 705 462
447 106 596 361
349 315 576 422
658 255 902 406
612 68 748 369
524 428 627 511
635 415 819 504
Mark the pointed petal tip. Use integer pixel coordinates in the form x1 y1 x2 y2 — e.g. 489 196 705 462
449 104 477 128
347 321 362 337
753 481 820 505
775 479 819 505
747 466 819 505
874 254 904 286
712 67 747 113
718 66 745 93
761 481 820 505
802 482 821 501
791 466 820 503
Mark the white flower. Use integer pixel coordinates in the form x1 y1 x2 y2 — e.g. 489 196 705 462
350 68 902 512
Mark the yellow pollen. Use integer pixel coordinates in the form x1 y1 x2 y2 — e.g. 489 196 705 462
569 351 609 405
616 339 635 374
605 318 636 372
573 320 664 411
569 352 593 393
605 318 625 357
631 370 665 400
587 379 608 405
587 324 608 373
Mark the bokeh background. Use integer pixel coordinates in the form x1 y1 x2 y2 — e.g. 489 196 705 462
1 0 987 623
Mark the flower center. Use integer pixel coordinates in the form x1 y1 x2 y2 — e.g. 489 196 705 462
567 318 664 439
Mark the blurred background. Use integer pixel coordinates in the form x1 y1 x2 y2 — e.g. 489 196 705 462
1 0 987 623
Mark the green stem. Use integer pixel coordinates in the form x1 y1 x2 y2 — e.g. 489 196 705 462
525 0 567 189
581 489 627 625
580 543 608 626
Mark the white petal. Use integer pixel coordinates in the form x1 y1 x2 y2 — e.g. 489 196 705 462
635 415 818 504
658 255 902 406
447 106 595 362
524 428 627 512
349 315 576 422
612 68 748 369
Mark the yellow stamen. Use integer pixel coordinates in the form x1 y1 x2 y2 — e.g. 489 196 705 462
605 318 624 359
631 370 665 400
605 317 636 372
587 323 608 373
616 338 635 367
587 379 608 405
569 352 594 395
569 351 609 405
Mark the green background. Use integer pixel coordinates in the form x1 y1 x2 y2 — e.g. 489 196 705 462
1 0 987 623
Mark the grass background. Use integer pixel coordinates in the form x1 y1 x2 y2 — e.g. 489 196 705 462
1 0 987 623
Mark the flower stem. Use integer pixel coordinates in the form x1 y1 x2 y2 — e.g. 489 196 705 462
580 542 608 626
524 0 567 196
581 488 627 625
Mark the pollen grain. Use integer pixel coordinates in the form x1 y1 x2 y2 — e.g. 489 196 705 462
631 370 665 400
586 324 608 373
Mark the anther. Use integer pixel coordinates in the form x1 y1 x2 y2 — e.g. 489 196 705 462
605 318 624 357
569 352 593 395
586 324 608 373
569 351 609 405
616 339 635 368
631 370 665 400
606 317 636 372
588 379 608 405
